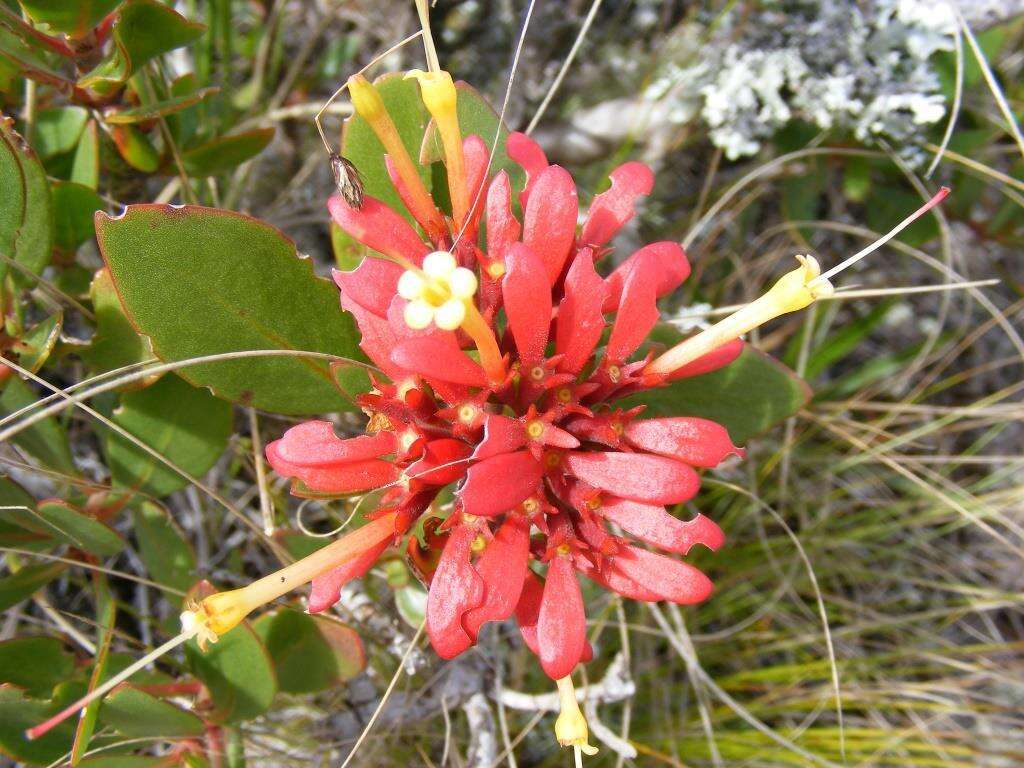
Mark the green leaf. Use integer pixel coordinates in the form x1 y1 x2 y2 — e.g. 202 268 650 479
0 116 53 285
52 181 104 253
78 757 172 768
0 683 79 765
420 80 524 194
341 73 432 224
395 584 427 629
186 621 277 724
104 374 233 498
0 376 76 473
180 127 274 177
253 609 364 693
18 0 123 36
72 580 116 765
71 120 100 188
0 476 51 550
30 499 124 557
32 106 88 158
109 124 159 172
0 561 67 612
100 686 205 738
103 87 218 125
78 0 204 95
82 267 155 379
96 204 370 414
618 340 811 445
18 313 62 373
0 637 75 697
0 10 73 91
131 500 196 600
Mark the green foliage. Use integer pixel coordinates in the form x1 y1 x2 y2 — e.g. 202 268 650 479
131 501 196 600
0 637 75 697
0 118 52 285
101 686 206 738
17 0 124 36
96 205 370 414
105 373 233 497
186 622 277 724
0 561 66 612
0 376 75 473
622 336 811 444
78 0 204 95
253 609 364 693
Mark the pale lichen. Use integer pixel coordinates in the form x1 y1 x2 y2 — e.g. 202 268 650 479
645 0 956 162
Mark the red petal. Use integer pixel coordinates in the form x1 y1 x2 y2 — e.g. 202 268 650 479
537 555 586 679
462 134 489 235
603 242 690 312
473 414 526 460
667 339 744 381
565 451 700 505
514 570 544 655
599 497 724 554
580 162 654 248
407 438 472 485
612 545 713 605
485 171 520 264
555 249 608 375
507 131 549 208
427 524 485 659
523 166 578 284
391 335 487 387
502 243 552 364
332 259 403 318
384 155 445 243
624 417 742 468
459 451 543 517
270 421 396 467
580 559 664 602
463 516 530 640
267 441 399 493
328 194 429 264
606 251 659 363
307 536 391 613
335 279 405 377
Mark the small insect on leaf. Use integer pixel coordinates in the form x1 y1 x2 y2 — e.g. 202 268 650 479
330 153 365 210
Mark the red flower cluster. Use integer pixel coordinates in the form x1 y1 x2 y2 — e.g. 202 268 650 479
267 126 745 681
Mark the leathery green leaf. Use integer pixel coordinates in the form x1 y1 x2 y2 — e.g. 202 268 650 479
0 116 53 286
96 204 370 414
104 374 233 498
253 609 365 693
185 621 277 724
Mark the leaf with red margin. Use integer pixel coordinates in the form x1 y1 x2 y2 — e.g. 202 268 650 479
96 204 370 415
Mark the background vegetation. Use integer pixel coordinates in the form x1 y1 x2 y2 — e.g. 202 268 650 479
1 1 1022 766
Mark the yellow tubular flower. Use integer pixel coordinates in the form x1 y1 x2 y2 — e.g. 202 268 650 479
554 676 599 759
646 255 835 376
405 69 469 227
181 511 400 646
347 74 446 239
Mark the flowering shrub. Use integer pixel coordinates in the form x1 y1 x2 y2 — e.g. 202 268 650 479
1 1 976 765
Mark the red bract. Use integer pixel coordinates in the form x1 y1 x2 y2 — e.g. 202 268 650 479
267 126 744 681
